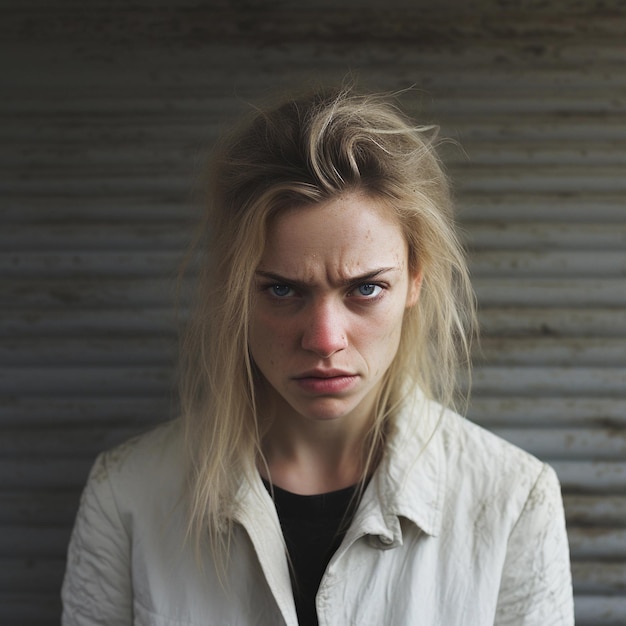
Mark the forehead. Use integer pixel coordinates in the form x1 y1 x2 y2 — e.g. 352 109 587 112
260 193 408 276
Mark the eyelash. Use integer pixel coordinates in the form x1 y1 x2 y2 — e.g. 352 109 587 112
350 283 383 299
262 282 386 301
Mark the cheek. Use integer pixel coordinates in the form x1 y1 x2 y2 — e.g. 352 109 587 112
382 302 407 346
375 297 407 336
358 306 405 359
248 314 267 364
249 311 294 367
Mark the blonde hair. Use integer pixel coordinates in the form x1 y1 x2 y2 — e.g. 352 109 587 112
179 86 477 570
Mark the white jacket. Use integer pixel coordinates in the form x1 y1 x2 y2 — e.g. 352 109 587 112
62 394 574 625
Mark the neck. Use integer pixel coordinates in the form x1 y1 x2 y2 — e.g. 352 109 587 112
259 397 376 495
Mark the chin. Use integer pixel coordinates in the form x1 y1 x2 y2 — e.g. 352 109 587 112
291 397 369 423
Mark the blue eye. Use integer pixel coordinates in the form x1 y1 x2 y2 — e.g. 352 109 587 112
271 284 293 297
357 283 382 297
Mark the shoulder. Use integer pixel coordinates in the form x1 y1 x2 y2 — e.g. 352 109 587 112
391 393 562 531
94 420 182 475
63 422 187 623
440 408 547 492
86 420 185 515
444 408 543 469
395 393 546 487
433 405 563 536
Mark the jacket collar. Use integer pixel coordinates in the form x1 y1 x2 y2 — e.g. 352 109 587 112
342 390 446 550
234 475 298 626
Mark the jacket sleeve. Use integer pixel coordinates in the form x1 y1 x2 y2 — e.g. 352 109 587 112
61 452 133 625
494 463 575 626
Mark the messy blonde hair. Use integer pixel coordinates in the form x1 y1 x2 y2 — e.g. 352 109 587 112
179 86 477 570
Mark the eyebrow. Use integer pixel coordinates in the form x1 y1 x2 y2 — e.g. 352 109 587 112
254 267 399 290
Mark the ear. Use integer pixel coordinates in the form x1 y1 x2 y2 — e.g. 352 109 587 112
406 269 423 308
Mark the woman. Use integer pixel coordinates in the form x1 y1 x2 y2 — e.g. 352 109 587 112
62 88 574 625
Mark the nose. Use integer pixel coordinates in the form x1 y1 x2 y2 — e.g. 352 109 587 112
301 298 348 358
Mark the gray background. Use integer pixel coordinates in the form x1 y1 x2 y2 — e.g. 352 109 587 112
1 1 625 623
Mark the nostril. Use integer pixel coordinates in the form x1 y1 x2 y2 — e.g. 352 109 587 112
301 319 347 358
302 329 347 358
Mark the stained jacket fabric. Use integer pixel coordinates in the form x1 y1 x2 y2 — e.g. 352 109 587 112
62 393 574 625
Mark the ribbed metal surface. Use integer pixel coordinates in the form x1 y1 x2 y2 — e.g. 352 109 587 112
1 1 625 623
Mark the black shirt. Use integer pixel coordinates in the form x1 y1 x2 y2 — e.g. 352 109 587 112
263 480 360 626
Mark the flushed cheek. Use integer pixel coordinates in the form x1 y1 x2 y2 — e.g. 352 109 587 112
249 315 296 369
355 317 404 372
374 309 403 337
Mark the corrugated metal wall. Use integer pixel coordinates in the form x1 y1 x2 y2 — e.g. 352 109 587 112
2 1 625 623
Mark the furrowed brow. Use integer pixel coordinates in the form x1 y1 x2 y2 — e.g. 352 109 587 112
336 267 399 287
255 267 399 289
254 271 309 292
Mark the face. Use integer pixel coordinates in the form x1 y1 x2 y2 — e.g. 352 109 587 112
248 192 422 431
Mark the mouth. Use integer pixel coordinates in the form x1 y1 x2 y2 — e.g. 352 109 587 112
293 370 358 394
295 368 355 378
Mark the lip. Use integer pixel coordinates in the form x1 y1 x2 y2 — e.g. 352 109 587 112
295 368 356 379
293 369 358 394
